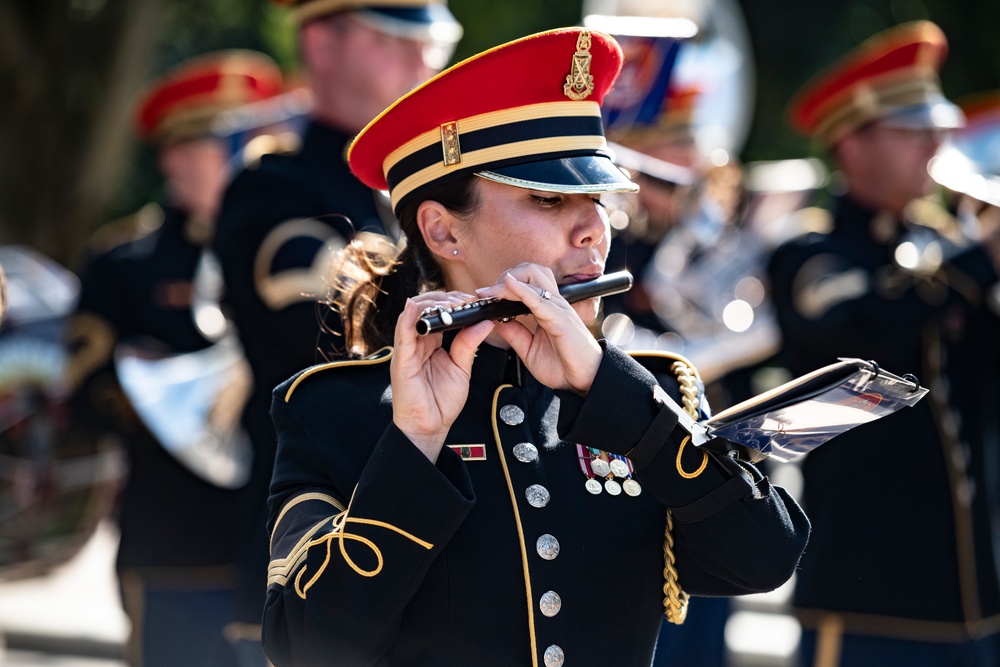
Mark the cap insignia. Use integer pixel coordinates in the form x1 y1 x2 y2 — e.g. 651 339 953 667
441 121 462 166
564 30 594 101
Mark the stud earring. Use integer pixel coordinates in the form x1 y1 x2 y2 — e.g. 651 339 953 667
452 249 459 255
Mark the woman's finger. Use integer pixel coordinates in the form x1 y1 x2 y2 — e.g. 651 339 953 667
450 319 495 373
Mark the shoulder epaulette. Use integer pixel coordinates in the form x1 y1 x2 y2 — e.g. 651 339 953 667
785 206 834 240
88 203 163 253
283 346 393 403
241 132 302 171
905 197 965 242
627 350 702 381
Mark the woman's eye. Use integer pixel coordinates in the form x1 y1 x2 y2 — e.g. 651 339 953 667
530 195 561 206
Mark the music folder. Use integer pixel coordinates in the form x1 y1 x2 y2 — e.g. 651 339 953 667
699 358 928 463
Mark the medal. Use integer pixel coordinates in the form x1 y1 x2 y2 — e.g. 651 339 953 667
623 478 642 496
604 478 622 495
590 458 611 477
609 458 630 477
585 478 602 495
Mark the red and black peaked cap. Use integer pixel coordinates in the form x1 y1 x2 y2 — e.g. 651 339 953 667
349 27 640 216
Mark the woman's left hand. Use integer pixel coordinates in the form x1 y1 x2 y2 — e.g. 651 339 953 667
478 263 603 394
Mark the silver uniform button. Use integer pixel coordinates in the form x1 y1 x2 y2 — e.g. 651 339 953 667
499 404 525 426
544 644 565 667
526 484 550 508
539 590 562 617
513 442 539 463
536 534 560 560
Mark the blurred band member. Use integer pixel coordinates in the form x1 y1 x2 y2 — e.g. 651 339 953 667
211 1 462 661
770 22 1000 667
65 51 283 667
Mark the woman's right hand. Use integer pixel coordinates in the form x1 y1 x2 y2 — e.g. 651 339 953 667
391 292 495 463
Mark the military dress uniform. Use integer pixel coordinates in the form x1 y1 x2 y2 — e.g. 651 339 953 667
69 204 246 664
213 111 395 644
264 343 809 666
262 26 809 667
769 195 1000 654
66 50 283 666
212 0 462 640
770 21 1000 666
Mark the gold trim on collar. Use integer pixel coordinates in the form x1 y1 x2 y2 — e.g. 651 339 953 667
284 346 393 402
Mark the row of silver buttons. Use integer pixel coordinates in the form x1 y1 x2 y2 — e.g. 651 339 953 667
501 403 565 667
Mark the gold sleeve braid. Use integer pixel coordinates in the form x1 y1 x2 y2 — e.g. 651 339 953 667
663 359 704 624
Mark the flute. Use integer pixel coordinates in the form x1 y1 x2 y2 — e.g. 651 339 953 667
416 270 633 336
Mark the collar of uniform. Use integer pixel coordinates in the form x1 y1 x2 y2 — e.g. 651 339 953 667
301 119 356 166
464 341 528 390
834 194 900 245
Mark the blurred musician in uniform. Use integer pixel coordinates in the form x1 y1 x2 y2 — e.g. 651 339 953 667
211 0 462 659
768 22 1000 666
262 26 809 666
64 51 283 667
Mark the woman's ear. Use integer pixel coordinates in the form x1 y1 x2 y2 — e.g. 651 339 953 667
417 200 461 260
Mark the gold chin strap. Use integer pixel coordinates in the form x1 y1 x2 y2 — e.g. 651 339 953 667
662 359 702 624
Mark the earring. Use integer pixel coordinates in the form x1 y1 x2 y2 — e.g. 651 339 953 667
452 249 459 255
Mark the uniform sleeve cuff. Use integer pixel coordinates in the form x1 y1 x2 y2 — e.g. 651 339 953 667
350 423 476 545
556 342 659 455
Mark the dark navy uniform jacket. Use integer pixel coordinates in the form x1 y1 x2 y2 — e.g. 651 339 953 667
263 341 809 666
68 204 242 573
214 120 392 620
769 194 1000 640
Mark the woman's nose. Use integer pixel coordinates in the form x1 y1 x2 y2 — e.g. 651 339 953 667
572 199 609 248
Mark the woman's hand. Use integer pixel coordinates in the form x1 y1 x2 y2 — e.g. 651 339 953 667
391 291 495 463
478 263 603 394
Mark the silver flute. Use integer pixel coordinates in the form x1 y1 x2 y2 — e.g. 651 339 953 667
415 270 633 336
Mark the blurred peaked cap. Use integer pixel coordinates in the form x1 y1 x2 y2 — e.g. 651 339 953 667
135 50 283 146
348 27 639 217
788 21 962 146
272 0 462 43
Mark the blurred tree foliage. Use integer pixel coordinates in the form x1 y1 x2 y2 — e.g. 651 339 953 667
1 0 997 267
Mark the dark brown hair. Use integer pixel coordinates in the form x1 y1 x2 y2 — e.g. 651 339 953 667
330 175 480 357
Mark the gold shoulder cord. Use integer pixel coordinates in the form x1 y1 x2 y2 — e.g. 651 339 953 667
663 359 704 624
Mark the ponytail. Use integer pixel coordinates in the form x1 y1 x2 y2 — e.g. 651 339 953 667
329 175 479 357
